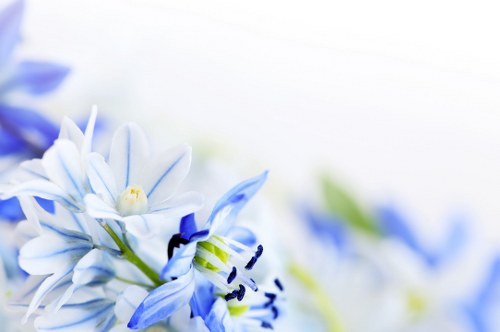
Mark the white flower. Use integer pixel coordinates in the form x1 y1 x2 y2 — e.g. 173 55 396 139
83 122 204 238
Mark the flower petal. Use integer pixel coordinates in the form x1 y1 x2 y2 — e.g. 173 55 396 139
42 139 86 201
5 60 70 95
194 171 268 241
86 152 118 204
225 226 257 247
128 267 195 329
150 191 204 218
0 0 23 66
34 298 116 332
59 116 84 149
114 285 148 323
1 179 81 211
204 298 234 332
161 242 197 279
19 234 92 275
23 264 74 322
84 193 122 220
108 123 149 192
143 144 192 206
122 213 178 239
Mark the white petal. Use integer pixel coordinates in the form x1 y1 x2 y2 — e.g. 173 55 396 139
23 264 74 322
108 123 149 192
1 179 82 211
86 152 118 204
82 106 98 156
72 249 114 286
122 214 178 238
142 144 192 206
12 158 48 182
84 194 122 220
19 234 92 275
150 191 204 218
41 139 86 201
58 116 84 149
114 285 148 323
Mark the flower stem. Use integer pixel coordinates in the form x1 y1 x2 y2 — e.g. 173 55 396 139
101 222 164 287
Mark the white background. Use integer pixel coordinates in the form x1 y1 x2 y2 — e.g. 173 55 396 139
9 0 500 269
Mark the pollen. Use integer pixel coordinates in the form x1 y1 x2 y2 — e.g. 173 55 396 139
117 185 148 216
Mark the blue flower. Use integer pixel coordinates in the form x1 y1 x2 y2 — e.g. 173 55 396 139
0 0 70 222
128 172 268 329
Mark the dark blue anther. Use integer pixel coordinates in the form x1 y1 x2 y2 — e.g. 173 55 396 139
227 267 237 284
261 321 274 329
274 278 284 291
225 290 238 301
271 306 279 319
237 284 246 301
255 244 263 258
245 256 257 270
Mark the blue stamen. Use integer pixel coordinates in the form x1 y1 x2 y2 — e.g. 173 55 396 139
245 256 257 270
227 266 237 284
261 321 274 329
272 306 279 319
256 244 263 258
237 284 246 301
225 291 238 301
274 278 284 291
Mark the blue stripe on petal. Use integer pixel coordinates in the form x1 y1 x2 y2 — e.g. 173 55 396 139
197 171 268 239
128 268 195 329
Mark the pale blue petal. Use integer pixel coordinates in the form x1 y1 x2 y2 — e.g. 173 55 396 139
1 179 81 211
84 193 122 220
143 144 192 206
58 116 84 149
108 123 149 192
72 249 115 286
24 264 74 321
114 285 148 323
128 267 195 329
204 298 234 332
42 139 86 201
5 61 69 95
34 298 116 332
86 152 118 204
225 226 257 247
0 0 23 66
149 191 204 217
19 234 92 275
161 242 197 279
122 213 179 239
194 171 268 241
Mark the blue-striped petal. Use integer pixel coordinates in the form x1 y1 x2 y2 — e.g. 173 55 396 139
114 285 148 323
161 242 197 279
193 171 268 241
19 234 92 275
122 213 179 239
34 298 116 332
108 123 149 192
149 191 204 218
42 139 86 202
143 144 192 206
86 152 118 204
204 298 234 332
129 267 195 329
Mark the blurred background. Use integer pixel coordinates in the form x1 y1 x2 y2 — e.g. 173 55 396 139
6 0 500 329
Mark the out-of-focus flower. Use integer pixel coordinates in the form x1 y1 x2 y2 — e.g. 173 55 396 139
0 0 70 223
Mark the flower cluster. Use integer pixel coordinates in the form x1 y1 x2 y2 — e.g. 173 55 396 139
1 110 284 331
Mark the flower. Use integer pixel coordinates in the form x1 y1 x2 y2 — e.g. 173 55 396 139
0 0 70 222
83 122 204 238
128 171 269 329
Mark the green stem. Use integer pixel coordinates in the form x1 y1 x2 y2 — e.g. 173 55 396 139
115 276 155 289
101 222 164 287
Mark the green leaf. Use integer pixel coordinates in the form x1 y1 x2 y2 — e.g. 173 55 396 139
320 175 380 237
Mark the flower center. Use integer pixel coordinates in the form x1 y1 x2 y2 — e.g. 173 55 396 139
116 185 148 216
